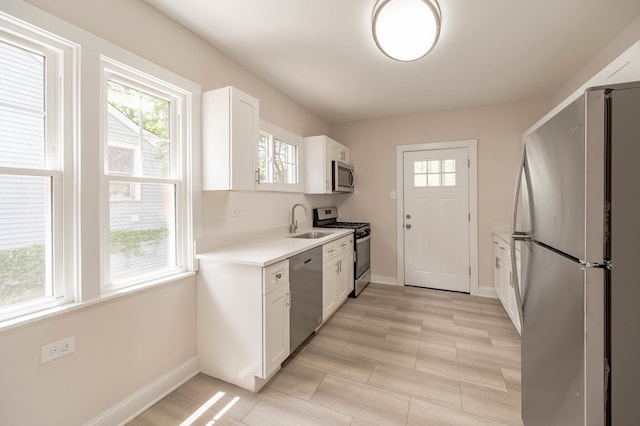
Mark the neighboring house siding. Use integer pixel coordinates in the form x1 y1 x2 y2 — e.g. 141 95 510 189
0 41 45 250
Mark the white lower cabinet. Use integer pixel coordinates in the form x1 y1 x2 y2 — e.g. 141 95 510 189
493 234 521 334
197 259 290 392
322 234 354 321
262 262 291 378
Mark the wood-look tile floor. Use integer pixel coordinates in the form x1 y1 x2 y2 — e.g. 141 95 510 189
129 283 523 426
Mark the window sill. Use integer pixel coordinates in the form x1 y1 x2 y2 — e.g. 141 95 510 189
0 271 196 333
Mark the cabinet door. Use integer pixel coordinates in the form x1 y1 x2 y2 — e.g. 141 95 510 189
263 282 290 378
202 87 259 191
500 249 510 304
331 140 350 163
493 238 503 295
508 251 522 334
336 253 352 302
230 88 259 190
323 260 339 321
303 136 332 194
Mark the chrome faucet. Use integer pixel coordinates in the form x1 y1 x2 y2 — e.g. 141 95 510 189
290 203 309 233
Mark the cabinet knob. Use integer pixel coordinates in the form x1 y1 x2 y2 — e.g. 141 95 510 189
405 224 412 229
275 273 282 280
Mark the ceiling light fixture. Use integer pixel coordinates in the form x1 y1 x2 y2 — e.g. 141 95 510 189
372 0 441 62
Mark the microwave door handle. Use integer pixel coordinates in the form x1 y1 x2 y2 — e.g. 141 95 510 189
348 170 354 187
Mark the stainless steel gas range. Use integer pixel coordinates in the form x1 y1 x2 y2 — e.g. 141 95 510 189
313 207 371 296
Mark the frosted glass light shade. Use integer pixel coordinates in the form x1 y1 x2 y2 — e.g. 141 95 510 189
372 0 441 62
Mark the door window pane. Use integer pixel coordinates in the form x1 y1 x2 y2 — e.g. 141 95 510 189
443 172 456 186
443 159 456 172
427 160 440 173
428 174 441 186
414 159 457 187
414 174 427 187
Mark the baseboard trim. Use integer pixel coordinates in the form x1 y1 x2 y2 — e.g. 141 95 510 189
86 356 199 426
370 274 398 286
478 286 497 298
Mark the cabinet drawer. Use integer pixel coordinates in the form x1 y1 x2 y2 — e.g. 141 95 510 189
324 235 353 262
263 260 289 294
336 235 353 255
323 241 339 262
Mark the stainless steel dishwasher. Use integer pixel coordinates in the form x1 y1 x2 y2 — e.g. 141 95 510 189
289 246 323 352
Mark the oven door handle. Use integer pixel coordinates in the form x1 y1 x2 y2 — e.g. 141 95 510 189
355 235 371 243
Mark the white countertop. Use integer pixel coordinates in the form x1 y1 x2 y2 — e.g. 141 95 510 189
195 228 354 267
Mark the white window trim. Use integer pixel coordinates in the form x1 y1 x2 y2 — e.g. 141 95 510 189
0 15 76 323
258 119 304 192
101 58 190 293
0 4 202 329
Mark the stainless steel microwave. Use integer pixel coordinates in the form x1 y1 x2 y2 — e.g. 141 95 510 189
332 161 354 192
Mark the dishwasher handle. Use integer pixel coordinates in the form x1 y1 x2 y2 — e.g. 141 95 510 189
291 252 321 272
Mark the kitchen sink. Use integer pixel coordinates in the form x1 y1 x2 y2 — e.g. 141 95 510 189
289 231 331 239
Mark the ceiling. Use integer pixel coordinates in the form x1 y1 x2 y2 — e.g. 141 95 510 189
144 0 640 124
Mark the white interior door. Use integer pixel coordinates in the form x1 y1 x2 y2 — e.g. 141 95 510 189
403 148 470 292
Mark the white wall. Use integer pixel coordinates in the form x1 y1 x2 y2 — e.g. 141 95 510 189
330 98 552 291
0 279 196 425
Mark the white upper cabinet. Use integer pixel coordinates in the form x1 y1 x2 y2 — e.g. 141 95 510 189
202 86 259 191
303 135 350 194
332 139 350 163
591 41 640 87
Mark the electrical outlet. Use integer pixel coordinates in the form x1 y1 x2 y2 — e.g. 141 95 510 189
40 336 75 364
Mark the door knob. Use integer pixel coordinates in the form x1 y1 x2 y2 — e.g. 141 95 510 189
405 224 412 229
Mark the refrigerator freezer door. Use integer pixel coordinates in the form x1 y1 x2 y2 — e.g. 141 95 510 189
521 241 584 426
523 95 586 260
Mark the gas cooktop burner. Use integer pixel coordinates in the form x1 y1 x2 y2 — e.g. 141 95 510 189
320 221 369 229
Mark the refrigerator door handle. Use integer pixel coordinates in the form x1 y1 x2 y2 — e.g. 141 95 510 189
579 260 612 270
510 145 527 328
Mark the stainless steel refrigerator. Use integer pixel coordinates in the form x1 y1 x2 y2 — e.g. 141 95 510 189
511 82 640 425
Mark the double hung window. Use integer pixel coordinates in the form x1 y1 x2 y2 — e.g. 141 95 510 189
257 121 303 191
0 11 198 326
0 26 73 321
103 62 188 290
